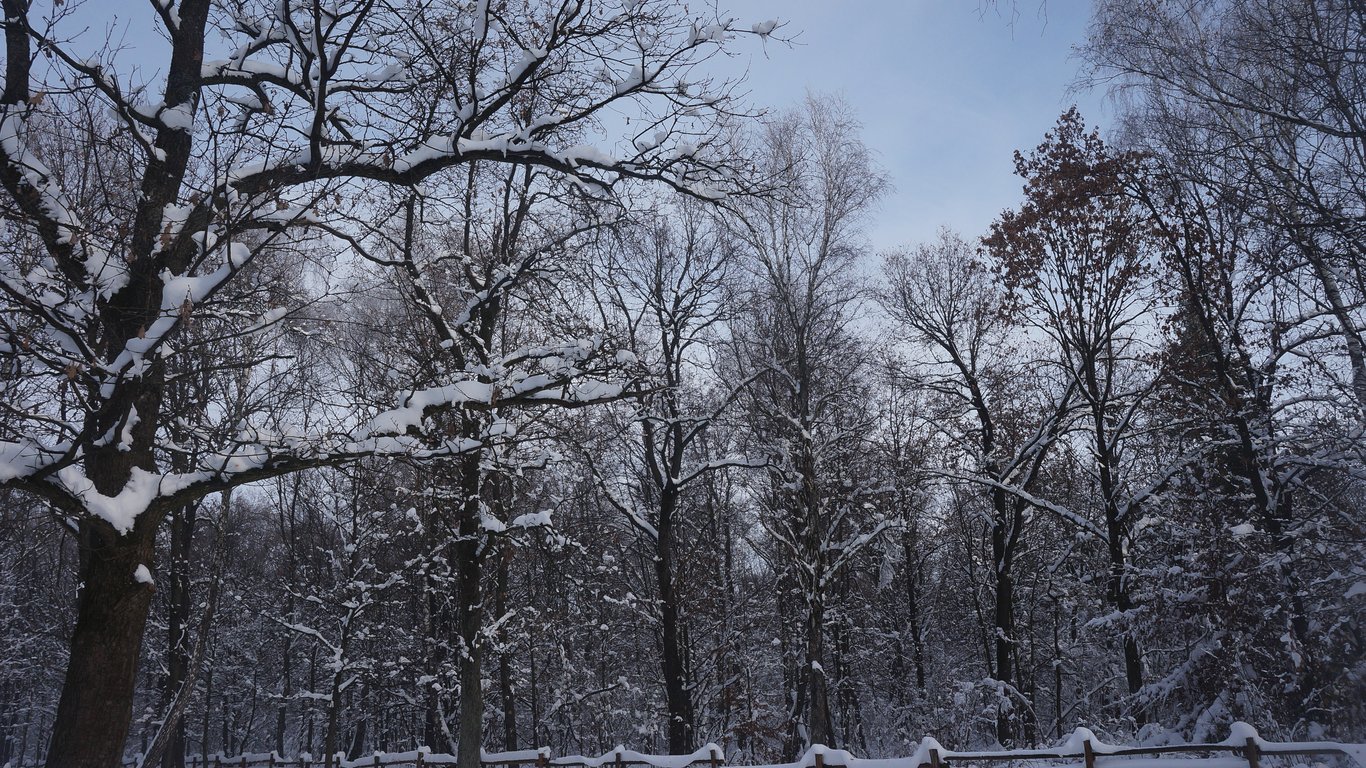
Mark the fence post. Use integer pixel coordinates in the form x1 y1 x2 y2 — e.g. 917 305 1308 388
415 752 424 768
815 752 824 768
536 751 548 768
616 751 624 768
1244 738 1260 768
929 749 941 768
709 746 720 768
1084 740 1096 768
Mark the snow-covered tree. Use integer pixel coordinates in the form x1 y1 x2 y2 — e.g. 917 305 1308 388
0 1 767 765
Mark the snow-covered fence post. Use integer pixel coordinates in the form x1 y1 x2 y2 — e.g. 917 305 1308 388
928 749 942 768
415 752 424 768
1083 741 1095 768
1244 739 1260 768
815 752 825 768
616 751 624 768
536 751 548 768
709 746 720 768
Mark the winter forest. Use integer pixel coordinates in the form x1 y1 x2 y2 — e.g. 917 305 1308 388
0 0 1362 767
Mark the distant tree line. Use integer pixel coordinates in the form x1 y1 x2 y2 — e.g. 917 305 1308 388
0 1 1361 767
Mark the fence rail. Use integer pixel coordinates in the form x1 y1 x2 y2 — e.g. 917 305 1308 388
113 727 1366 768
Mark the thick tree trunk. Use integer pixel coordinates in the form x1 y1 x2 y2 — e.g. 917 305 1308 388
804 593 832 747
45 515 157 768
1105 531 1145 705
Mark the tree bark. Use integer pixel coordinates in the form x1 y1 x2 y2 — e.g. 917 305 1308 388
162 503 197 768
453 448 487 768
990 488 1017 747
45 516 157 768
496 543 518 752
657 487 694 754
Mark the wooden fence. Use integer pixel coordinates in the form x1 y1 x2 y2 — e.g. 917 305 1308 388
115 731 1365 768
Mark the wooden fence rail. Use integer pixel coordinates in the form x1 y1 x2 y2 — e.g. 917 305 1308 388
107 730 1365 768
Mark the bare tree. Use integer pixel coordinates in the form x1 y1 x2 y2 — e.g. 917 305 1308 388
882 229 1075 745
0 0 765 764
591 199 757 754
733 95 891 754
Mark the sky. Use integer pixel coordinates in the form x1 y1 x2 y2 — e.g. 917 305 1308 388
65 0 1106 253
721 0 1109 251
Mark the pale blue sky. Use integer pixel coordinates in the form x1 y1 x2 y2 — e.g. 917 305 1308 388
70 0 1103 252
727 0 1107 250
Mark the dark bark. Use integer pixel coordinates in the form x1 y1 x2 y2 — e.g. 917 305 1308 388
161 504 197 768
453 448 486 768
991 500 1017 747
902 538 927 692
656 475 694 754
25 1 211 765
0 0 30 107
495 543 518 752
347 707 367 760
44 515 157 768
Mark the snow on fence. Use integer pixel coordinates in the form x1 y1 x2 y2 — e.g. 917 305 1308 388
112 725 1366 768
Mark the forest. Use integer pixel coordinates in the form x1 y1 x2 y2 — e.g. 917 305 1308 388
0 1 1362 767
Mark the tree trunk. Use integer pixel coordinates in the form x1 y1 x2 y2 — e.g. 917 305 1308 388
276 629 292 757
163 503 197 768
453 449 487 768
495 544 518 752
804 591 832 747
657 493 694 754
991 493 1017 747
45 515 157 768
902 539 927 692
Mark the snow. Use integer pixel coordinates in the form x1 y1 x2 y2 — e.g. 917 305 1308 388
111 724 1366 768
0 108 84 246
159 102 195 131
364 381 493 436
55 466 177 534
132 564 154 585
201 58 293 82
615 64 645 95
562 144 617 168
510 510 553 529
0 439 48 483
